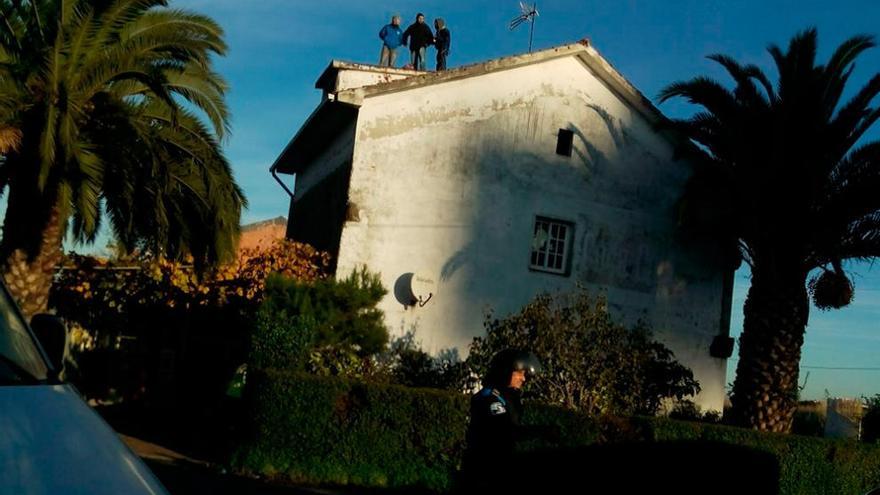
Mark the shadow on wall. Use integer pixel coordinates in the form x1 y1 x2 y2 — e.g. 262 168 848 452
458 441 780 494
438 114 622 285
416 99 637 347
567 103 626 169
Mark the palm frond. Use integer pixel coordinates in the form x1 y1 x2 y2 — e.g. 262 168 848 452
658 77 738 121
663 28 880 275
160 64 229 139
0 0 241 265
707 53 774 106
825 34 875 78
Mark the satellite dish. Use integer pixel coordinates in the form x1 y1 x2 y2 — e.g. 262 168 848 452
409 271 437 307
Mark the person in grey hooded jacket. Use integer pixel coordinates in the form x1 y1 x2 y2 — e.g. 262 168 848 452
433 18 451 71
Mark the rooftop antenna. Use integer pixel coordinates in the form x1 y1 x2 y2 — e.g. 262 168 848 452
509 2 539 53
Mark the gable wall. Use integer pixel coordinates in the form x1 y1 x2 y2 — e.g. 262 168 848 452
336 55 729 412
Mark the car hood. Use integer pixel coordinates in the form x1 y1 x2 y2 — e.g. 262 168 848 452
0 384 167 495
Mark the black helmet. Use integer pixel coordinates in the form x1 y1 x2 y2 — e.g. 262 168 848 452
484 349 542 388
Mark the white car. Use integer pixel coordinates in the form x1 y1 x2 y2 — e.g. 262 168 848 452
0 281 168 494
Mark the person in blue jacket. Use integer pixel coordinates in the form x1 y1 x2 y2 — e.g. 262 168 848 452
378 15 403 67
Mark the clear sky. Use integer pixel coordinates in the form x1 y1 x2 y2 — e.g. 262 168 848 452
168 1 880 400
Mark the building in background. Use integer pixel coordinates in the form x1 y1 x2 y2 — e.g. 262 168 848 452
270 41 734 412
239 216 287 252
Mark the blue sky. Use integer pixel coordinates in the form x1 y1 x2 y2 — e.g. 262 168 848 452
152 1 880 399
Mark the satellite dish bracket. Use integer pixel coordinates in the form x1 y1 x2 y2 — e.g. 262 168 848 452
417 293 433 307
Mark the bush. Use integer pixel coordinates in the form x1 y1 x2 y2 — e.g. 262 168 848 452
467 288 700 415
260 268 388 356
50 239 331 403
53 239 331 321
248 304 314 371
234 371 880 494
235 370 467 492
384 331 470 391
792 410 826 438
668 399 722 424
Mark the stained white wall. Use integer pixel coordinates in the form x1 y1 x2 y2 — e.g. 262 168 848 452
333 56 729 412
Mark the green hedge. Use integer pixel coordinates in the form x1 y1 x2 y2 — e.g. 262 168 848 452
234 369 468 492
234 370 880 494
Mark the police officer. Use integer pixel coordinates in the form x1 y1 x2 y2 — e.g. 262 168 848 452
460 349 544 491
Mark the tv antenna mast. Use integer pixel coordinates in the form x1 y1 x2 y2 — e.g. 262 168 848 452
509 2 540 53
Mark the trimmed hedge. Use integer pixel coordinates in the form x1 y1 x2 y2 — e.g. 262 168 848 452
234 370 880 494
235 369 468 492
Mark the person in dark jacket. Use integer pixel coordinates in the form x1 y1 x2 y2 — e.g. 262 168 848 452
378 15 403 67
460 349 549 491
402 13 433 70
433 18 451 71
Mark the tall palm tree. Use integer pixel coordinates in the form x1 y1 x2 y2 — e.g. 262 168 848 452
0 0 245 317
660 29 880 432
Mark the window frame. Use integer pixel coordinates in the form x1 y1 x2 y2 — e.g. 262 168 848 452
528 216 575 276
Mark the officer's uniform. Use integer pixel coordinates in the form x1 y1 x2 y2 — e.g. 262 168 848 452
460 386 526 489
456 350 544 493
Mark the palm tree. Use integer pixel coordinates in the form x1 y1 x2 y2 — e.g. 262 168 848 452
659 28 880 432
0 0 245 317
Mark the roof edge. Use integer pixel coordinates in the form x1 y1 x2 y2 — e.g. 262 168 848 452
336 42 590 103
270 98 360 175
575 43 667 125
332 39 686 148
315 60 423 91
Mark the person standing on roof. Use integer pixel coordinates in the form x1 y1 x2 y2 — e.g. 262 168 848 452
433 18 451 71
402 12 433 71
378 15 404 67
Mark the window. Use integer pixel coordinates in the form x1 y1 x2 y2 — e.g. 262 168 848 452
556 129 574 157
530 217 573 275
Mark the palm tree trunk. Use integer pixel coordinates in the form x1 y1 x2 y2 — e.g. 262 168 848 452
730 272 809 432
1 193 64 320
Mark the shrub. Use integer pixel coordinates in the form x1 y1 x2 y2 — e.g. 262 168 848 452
792 410 826 438
669 399 722 424
234 371 880 494
384 331 470 391
248 304 314 371
52 239 331 321
49 240 331 402
467 288 700 415
260 268 388 356
235 370 467 492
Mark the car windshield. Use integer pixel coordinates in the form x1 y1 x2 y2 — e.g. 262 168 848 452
0 285 48 384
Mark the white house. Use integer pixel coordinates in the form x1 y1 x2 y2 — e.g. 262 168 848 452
271 41 734 412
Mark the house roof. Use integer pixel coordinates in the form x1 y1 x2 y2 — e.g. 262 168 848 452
272 39 676 175
270 98 359 174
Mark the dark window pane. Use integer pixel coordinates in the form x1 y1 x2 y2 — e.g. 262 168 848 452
556 129 574 157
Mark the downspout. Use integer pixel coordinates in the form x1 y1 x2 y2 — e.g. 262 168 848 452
270 163 294 199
